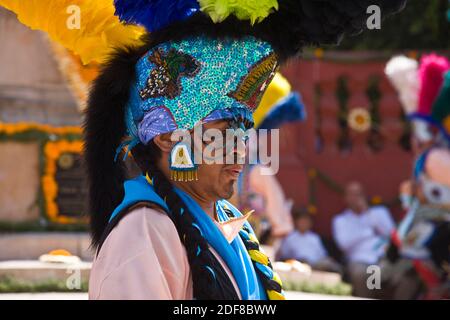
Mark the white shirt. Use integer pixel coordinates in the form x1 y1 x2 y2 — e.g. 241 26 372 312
332 206 395 264
277 230 328 265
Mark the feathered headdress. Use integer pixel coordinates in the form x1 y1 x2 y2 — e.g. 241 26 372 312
431 71 450 141
405 54 450 142
0 0 145 64
91 0 406 245
0 0 408 247
417 54 450 117
253 73 306 130
385 55 419 115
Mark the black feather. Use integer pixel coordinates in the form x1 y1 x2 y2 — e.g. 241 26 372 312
138 0 407 63
254 0 407 60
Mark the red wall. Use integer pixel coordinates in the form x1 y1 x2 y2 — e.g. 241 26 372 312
277 57 413 237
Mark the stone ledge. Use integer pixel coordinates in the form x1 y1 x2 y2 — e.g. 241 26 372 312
0 260 91 283
0 232 93 261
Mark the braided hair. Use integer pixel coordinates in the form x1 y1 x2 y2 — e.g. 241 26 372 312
131 141 239 300
132 139 285 300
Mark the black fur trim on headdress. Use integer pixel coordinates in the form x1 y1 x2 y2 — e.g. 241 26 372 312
256 0 407 60
83 41 151 248
136 0 407 63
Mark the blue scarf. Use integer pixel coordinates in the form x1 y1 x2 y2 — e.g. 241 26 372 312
109 175 267 300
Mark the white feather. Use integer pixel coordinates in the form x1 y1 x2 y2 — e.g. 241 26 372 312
385 55 419 114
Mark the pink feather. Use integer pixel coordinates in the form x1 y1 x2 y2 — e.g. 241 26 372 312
418 54 450 116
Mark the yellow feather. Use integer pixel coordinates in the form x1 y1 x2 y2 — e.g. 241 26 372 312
0 0 145 64
253 72 291 128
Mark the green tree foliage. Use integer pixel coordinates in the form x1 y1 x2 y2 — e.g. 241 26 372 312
338 0 450 50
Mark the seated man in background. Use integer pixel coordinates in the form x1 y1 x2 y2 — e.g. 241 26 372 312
276 209 342 273
333 182 395 298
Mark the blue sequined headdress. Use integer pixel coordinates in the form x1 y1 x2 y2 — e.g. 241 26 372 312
107 0 406 153
126 35 278 146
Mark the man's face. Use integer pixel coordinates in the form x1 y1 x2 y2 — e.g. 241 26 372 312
295 216 312 234
345 182 368 213
178 120 247 202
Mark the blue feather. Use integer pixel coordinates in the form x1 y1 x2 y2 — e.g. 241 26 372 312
114 0 200 32
257 92 306 130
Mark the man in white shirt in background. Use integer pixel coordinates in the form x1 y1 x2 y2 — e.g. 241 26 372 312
277 209 342 273
333 182 395 298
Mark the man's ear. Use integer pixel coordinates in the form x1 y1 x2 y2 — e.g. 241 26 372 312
153 133 174 154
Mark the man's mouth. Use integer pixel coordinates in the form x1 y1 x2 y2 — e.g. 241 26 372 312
224 165 243 179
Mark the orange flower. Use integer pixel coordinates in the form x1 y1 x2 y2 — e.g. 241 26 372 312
307 205 317 214
42 140 84 224
314 48 324 59
48 249 72 256
371 196 383 205
4 125 17 135
348 108 371 132
46 161 56 175
0 121 82 136
443 115 450 134
308 169 317 178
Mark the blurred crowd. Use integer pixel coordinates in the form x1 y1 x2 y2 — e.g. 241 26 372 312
264 53 450 300
259 177 448 300
274 181 400 299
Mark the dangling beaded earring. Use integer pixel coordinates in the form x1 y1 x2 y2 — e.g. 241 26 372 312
169 141 198 182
